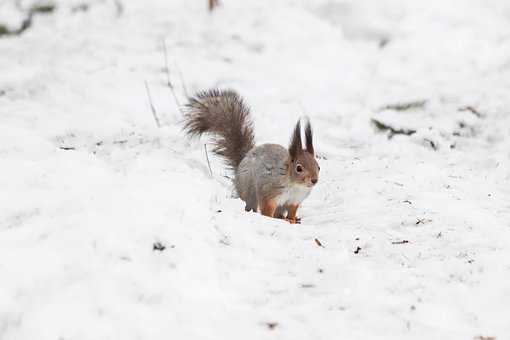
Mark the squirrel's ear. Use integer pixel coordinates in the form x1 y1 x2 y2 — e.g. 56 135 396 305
304 120 314 155
289 120 302 160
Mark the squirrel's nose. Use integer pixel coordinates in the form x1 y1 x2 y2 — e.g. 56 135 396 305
311 178 318 185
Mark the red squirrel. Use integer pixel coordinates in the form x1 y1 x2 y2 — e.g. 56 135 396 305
184 89 319 223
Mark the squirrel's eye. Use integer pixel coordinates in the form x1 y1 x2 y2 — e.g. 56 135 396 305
296 164 303 173
318 165 321 171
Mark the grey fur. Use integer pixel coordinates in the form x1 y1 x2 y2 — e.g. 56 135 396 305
183 89 255 170
235 144 289 211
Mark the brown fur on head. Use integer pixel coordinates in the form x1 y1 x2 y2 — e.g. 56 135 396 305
288 119 320 187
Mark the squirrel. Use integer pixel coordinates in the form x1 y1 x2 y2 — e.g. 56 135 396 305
183 89 319 224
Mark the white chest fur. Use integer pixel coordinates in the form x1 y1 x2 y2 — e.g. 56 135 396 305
275 183 312 206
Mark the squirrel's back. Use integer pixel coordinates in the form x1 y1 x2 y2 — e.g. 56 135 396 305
234 143 288 207
183 89 255 170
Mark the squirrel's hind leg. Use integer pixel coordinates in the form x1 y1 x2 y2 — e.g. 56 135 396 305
260 198 277 218
274 206 287 219
244 191 258 212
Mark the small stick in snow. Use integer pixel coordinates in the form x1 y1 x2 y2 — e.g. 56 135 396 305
144 81 161 127
153 242 166 251
314 238 324 247
0 3 57 37
379 37 390 49
114 0 124 17
174 61 190 99
265 322 278 330
354 246 362 254
204 144 213 177
300 283 316 288
424 138 438 151
162 38 183 114
391 240 410 245
416 218 432 225
379 100 427 112
458 105 483 118
371 118 416 139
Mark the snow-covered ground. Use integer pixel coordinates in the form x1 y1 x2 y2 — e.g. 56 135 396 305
1 0 510 339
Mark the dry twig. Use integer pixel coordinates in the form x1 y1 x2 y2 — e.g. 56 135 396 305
371 118 416 139
162 38 183 114
144 81 161 127
379 100 427 112
458 105 483 118
174 62 190 99
204 144 213 177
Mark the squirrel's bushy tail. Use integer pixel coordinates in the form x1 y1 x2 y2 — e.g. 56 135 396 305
183 89 255 170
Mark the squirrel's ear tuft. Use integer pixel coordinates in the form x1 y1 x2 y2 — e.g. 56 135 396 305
304 119 314 155
289 119 302 159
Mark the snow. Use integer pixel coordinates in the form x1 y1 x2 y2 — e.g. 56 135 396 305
1 0 510 339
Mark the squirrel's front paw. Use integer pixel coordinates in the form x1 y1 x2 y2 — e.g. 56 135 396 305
285 217 301 224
